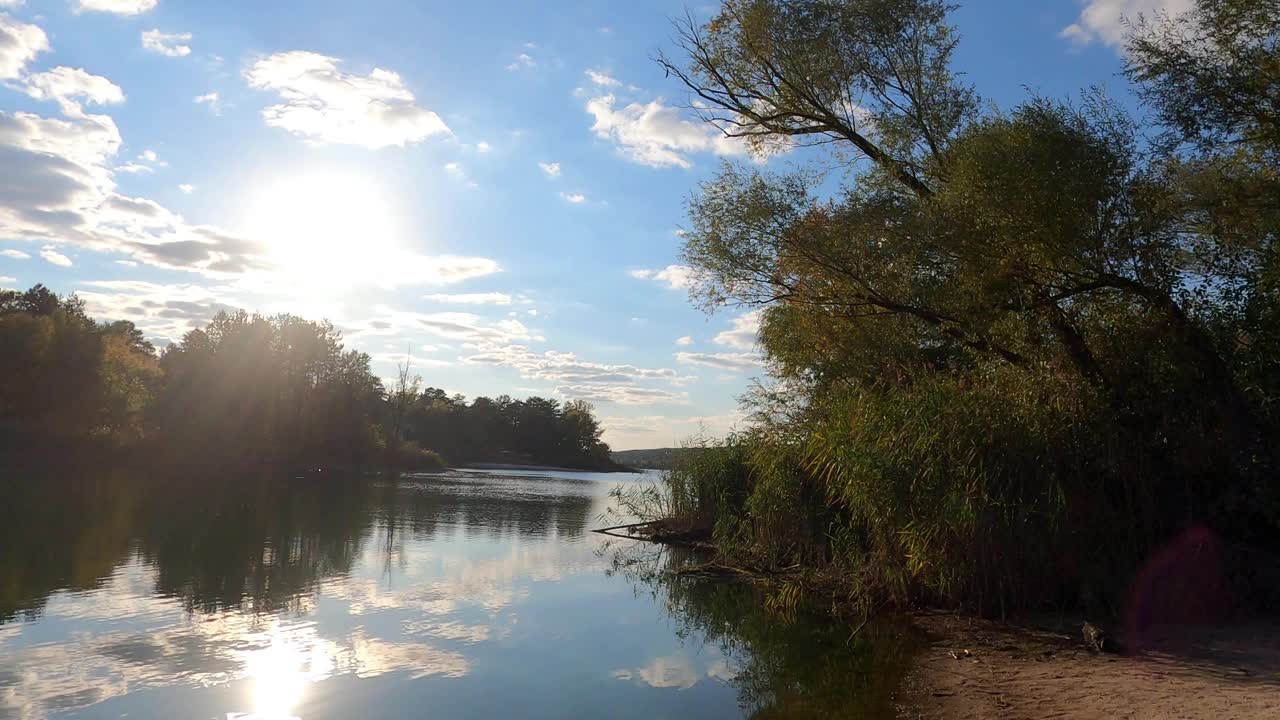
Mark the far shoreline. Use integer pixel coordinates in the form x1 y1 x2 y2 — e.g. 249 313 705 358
460 461 640 474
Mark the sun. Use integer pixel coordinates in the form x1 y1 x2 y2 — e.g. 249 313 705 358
243 172 402 293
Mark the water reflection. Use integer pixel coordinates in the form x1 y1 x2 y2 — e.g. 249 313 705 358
604 541 921 718
0 468 914 719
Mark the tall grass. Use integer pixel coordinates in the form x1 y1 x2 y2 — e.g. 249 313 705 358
633 367 1244 616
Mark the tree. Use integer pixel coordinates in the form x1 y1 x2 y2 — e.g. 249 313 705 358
0 286 112 443
561 399 608 462
670 0 1274 472
1126 0 1280 158
386 354 421 455
154 310 384 466
650 0 1280 610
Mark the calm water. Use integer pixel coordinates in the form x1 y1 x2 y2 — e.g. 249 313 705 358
0 468 914 719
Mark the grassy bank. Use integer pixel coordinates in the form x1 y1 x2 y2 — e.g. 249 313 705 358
617 0 1280 624
611 370 1280 619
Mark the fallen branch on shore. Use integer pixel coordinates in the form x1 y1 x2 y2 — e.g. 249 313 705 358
593 520 661 534
591 519 715 549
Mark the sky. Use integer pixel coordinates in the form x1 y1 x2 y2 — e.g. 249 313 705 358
0 0 1188 449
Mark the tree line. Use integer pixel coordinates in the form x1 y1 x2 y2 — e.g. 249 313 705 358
390 379 615 469
643 0 1280 616
0 284 617 472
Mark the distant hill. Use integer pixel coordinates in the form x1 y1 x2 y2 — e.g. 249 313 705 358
610 447 684 470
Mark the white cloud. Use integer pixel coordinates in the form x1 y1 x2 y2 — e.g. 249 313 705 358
614 656 700 689
442 161 477 188
244 51 450 149
713 309 760 350
424 292 512 305
506 53 535 71
675 335 693 346
476 141 491 152
557 385 687 405
193 91 220 114
1 248 30 259
655 265 695 289
676 351 760 371
23 67 124 112
76 0 157 14
347 308 530 345
631 264 698 290
177 183 194 193
421 313 532 342
464 344 681 385
459 343 692 406
40 245 72 266
585 69 620 87
0 12 48 80
600 411 748 449
538 161 560 178
0 107 274 277
76 280 242 341
115 148 166 176
1061 0 1194 48
364 254 499 287
0 274 14 285
369 352 453 368
559 191 585 204
141 29 191 57
586 94 746 169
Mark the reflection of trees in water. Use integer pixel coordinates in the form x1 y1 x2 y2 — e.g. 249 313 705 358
0 472 138 623
605 541 920 719
0 472 375 620
378 475 595 544
0 471 597 622
134 477 374 614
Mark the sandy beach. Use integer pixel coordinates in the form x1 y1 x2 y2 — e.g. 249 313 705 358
901 613 1280 720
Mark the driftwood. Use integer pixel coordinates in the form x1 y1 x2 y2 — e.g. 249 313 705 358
591 520 714 549
591 520 661 541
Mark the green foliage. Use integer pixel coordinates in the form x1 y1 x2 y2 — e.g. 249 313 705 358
0 285 158 445
154 310 384 467
1126 0 1280 157
608 447 685 470
658 0 1280 614
607 542 922 717
0 286 618 473
398 390 616 469
385 440 447 473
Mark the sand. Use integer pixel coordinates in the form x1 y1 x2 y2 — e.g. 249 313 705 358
900 612 1280 720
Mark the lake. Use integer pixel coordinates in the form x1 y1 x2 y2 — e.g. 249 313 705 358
0 468 915 719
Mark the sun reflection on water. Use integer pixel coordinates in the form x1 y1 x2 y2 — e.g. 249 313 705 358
229 631 313 720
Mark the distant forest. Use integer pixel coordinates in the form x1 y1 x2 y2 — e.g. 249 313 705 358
0 284 620 472
610 448 684 470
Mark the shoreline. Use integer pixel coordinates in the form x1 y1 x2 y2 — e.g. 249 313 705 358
898 612 1280 719
461 461 636 473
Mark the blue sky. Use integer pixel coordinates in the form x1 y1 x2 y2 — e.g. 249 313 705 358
0 0 1181 449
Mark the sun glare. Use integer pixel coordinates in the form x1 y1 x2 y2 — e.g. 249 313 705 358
243 173 402 292
237 635 309 720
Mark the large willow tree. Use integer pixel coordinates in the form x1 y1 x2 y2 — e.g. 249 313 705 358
663 0 1279 609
